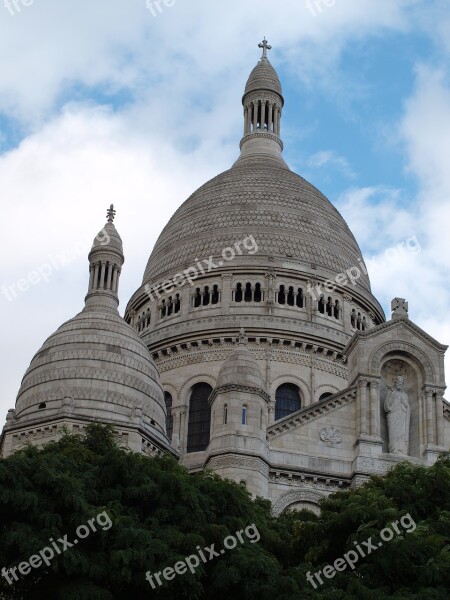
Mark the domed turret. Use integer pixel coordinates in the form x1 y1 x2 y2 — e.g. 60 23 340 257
206 329 270 497
1 207 176 459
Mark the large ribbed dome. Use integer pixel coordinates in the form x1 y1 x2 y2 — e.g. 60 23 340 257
143 155 371 292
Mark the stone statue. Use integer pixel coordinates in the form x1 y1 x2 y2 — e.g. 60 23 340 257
384 376 410 454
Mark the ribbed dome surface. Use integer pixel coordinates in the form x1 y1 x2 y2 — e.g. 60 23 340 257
91 221 123 254
143 156 371 291
217 346 265 389
15 307 166 428
244 57 283 97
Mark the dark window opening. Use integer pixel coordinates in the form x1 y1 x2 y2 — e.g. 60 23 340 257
164 392 173 441
194 288 202 308
235 283 243 303
287 286 295 306
318 296 325 314
275 384 301 421
187 383 212 453
244 282 252 302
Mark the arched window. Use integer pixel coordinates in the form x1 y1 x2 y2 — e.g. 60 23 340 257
296 288 304 308
167 296 173 316
164 392 173 441
351 309 356 328
278 285 286 305
254 283 262 302
319 392 333 402
194 288 202 308
174 294 181 313
287 286 295 306
187 383 212 453
275 384 301 421
244 282 253 302
318 296 325 314
326 297 333 317
203 286 210 306
161 299 167 318
211 285 220 305
333 300 339 320
235 283 243 303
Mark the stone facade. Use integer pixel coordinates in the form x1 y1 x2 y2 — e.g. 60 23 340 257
2 43 449 514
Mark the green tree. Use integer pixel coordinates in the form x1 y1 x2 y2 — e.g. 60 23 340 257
1 425 449 599
0 425 297 600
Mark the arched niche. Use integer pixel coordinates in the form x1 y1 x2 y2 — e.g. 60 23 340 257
379 353 424 458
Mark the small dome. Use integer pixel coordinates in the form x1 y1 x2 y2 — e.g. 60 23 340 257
14 307 167 434
91 221 123 255
217 346 265 390
244 57 283 99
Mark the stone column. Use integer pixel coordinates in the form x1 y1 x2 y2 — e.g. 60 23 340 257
425 387 434 446
273 106 278 135
106 262 114 290
221 274 232 315
369 380 379 437
253 101 258 131
358 379 368 436
310 358 316 406
99 262 106 290
180 280 191 317
88 265 95 290
436 390 445 447
268 102 273 132
93 263 100 290
342 294 353 332
111 267 118 294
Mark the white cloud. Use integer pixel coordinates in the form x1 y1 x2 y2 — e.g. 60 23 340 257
337 64 450 390
307 150 356 178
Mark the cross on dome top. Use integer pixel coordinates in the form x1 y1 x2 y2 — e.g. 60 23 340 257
106 204 116 223
258 38 272 59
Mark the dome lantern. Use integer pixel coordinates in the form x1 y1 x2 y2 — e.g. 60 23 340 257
85 204 124 312
239 39 285 164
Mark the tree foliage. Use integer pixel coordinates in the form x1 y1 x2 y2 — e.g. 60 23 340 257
0 424 448 599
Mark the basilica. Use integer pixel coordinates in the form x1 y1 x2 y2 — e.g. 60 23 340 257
2 41 449 515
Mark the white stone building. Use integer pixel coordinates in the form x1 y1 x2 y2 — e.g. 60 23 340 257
2 41 449 515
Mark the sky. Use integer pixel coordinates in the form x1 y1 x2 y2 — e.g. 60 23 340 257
0 0 449 420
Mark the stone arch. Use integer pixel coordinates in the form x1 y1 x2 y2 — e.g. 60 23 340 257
161 382 178 404
270 374 310 398
272 488 328 516
179 374 217 406
370 341 435 383
270 374 310 423
314 384 340 403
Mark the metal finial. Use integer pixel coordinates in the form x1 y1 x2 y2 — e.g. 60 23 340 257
258 38 272 59
106 204 116 223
